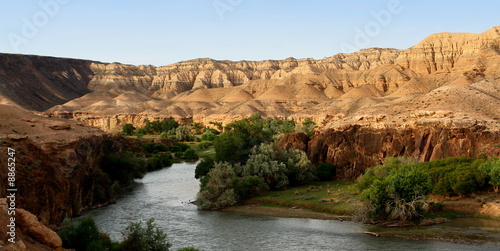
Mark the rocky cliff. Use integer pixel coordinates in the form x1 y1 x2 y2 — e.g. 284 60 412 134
1 199 63 251
279 125 500 180
0 104 127 228
1 27 499 132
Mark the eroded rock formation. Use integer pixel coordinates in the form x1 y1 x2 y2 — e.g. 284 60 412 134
279 125 500 180
0 27 498 132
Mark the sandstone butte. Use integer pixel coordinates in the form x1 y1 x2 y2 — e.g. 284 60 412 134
0 27 500 250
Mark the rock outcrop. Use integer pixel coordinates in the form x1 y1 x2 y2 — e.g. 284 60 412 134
0 199 63 251
0 105 120 227
278 125 500 180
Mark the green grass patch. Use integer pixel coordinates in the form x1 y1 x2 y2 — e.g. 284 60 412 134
247 180 361 216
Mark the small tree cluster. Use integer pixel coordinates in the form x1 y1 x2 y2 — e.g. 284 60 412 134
196 143 314 209
358 158 432 221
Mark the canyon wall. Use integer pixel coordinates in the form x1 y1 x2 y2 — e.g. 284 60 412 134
279 125 500 180
0 135 124 227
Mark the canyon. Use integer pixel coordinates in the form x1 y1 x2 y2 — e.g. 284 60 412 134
0 27 499 133
1 27 500 250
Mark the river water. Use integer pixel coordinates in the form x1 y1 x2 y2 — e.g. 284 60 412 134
83 162 500 250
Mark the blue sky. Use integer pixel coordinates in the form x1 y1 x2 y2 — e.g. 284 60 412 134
1 0 499 66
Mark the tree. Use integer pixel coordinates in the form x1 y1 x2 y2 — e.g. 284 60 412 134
144 119 179 135
196 162 238 209
361 163 432 221
121 123 136 136
191 122 204 134
484 159 500 192
121 218 171 251
243 143 289 190
279 148 315 186
213 131 247 162
175 125 192 141
58 217 102 251
233 176 269 200
301 118 316 137
195 156 215 179
182 148 198 160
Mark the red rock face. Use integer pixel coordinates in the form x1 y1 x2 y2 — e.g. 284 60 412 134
0 135 175 227
281 125 500 180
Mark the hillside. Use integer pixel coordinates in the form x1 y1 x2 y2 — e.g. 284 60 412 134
0 27 499 132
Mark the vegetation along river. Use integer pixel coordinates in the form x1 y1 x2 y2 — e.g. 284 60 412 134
83 162 500 250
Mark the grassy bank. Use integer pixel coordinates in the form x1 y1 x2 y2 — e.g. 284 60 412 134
237 180 362 217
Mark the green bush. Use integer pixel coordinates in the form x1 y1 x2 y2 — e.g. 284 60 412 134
142 142 169 153
58 217 119 251
279 148 315 186
198 141 213 149
147 153 173 171
175 125 193 141
144 119 179 135
359 158 432 220
201 132 217 142
121 218 171 251
419 157 488 196
242 143 289 190
182 148 198 160
233 176 269 200
480 159 500 192
121 124 136 136
170 143 190 152
195 156 215 179
196 162 238 209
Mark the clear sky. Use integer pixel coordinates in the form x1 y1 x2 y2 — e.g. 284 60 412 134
1 0 499 66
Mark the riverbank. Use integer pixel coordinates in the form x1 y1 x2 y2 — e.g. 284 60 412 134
223 180 500 245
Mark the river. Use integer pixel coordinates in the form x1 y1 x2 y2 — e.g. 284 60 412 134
83 162 500 250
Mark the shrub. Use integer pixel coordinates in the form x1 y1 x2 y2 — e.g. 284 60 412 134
182 148 198 160
201 132 217 142
279 148 315 186
198 141 213 149
175 125 193 141
195 156 215 179
196 162 238 209
242 143 289 190
58 217 113 251
147 153 173 171
142 142 169 153
233 176 269 200
135 128 148 136
481 159 500 192
144 119 179 135
419 157 488 196
300 118 316 137
121 124 136 136
359 158 432 220
315 163 335 181
121 218 171 251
